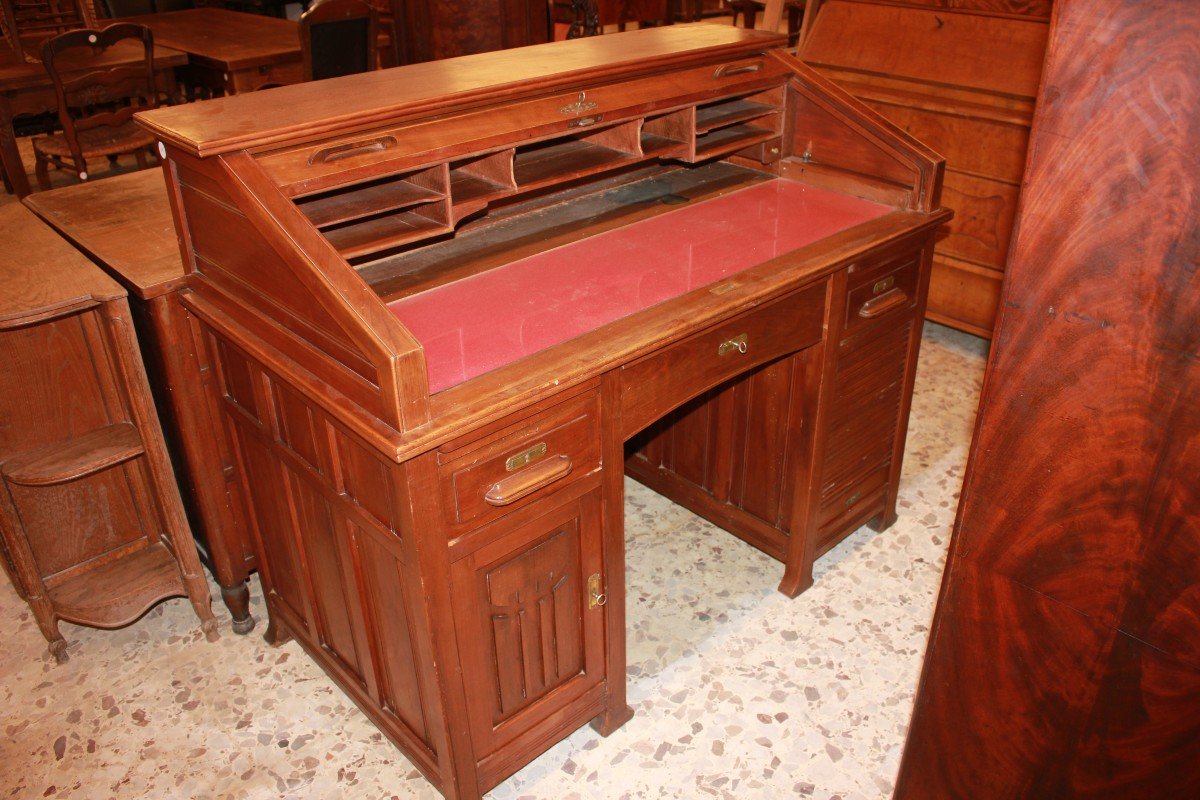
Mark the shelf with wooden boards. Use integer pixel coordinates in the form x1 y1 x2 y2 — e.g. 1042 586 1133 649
799 0 1050 337
0 204 219 664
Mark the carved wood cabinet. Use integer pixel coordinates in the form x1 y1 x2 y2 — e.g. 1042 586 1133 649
136 26 948 799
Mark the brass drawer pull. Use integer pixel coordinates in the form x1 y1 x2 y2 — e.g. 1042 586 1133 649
714 61 763 79
308 135 397 165
483 454 572 506
718 333 748 356
858 289 908 319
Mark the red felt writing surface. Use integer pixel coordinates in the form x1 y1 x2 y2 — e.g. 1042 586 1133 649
389 180 889 392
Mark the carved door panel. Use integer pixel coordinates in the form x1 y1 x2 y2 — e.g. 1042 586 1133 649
450 488 606 762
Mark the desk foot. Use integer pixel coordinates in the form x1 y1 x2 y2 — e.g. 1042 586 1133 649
264 615 293 647
591 704 634 737
220 582 256 634
777 567 813 598
201 617 221 643
867 508 898 532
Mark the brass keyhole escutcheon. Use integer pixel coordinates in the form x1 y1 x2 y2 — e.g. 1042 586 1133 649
588 573 606 608
718 334 748 356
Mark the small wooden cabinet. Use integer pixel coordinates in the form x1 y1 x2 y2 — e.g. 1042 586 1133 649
0 204 218 663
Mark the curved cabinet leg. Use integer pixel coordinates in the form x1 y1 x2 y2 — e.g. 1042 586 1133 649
264 613 293 647
220 580 255 634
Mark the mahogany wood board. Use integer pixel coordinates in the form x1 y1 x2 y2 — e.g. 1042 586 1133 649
801 0 1048 98
24 170 184 300
897 0 1200 794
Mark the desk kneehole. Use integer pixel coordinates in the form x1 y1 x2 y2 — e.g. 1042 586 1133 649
618 283 826 438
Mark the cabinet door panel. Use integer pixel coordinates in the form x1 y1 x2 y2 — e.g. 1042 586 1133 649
452 489 605 758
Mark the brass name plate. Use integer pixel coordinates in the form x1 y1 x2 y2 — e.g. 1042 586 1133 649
505 442 547 472
873 275 896 295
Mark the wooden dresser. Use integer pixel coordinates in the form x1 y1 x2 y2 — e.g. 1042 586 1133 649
0 204 218 663
800 0 1050 336
136 27 948 799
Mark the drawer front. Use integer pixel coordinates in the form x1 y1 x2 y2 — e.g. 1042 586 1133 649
817 463 890 547
620 284 826 437
927 255 1004 337
844 253 921 336
937 172 1020 269
440 392 600 527
861 99 1032 184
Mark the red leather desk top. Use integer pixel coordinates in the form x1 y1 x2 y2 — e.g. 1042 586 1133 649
389 180 890 393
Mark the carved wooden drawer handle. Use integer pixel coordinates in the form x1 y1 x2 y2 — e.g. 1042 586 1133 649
484 455 573 506
713 61 763 79
308 135 397 165
858 288 909 319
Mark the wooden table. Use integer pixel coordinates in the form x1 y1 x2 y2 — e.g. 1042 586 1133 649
120 8 301 97
25 170 259 634
0 41 186 198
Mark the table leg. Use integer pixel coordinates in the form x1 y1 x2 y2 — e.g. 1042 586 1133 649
0 95 33 199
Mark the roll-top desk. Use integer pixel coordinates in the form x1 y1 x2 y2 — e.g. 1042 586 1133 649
136 26 948 800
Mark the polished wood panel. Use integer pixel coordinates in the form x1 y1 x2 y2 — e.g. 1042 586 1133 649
897 1 1200 794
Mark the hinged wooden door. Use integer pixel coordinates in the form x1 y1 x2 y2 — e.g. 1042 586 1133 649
450 487 606 765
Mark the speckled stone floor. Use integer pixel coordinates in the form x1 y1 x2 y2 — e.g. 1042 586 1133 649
0 323 987 800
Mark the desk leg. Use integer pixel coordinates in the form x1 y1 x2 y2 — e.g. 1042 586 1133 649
0 95 32 199
593 372 635 736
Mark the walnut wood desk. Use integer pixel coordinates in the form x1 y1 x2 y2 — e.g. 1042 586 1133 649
0 41 186 198
136 26 949 799
25 170 258 633
119 8 302 97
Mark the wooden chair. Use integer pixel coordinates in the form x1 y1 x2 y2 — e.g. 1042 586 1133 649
32 23 159 189
299 0 377 82
0 0 95 61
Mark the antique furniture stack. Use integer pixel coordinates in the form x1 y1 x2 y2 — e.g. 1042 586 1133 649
27 169 260 634
897 0 1200 794
799 0 1051 336
0 203 218 663
128 26 947 799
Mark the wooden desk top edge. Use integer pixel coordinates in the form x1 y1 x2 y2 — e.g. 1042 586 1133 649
0 204 125 327
136 26 787 157
23 170 184 300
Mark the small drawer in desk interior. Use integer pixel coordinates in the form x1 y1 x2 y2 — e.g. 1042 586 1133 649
619 283 826 437
844 254 920 336
439 392 601 526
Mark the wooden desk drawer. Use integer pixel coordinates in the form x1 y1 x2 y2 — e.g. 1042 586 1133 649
619 284 825 437
440 392 600 527
844 253 920 336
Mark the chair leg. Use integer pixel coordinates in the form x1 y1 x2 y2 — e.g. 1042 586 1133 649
134 148 148 170
34 152 51 191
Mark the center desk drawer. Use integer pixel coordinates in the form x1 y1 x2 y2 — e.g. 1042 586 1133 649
619 284 826 437
440 391 600 528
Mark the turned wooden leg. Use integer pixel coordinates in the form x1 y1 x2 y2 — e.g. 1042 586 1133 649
220 581 256 635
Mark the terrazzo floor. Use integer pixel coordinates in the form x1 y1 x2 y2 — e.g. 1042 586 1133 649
0 323 987 800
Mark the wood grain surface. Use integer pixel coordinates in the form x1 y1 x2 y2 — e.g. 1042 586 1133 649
896 0 1200 795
